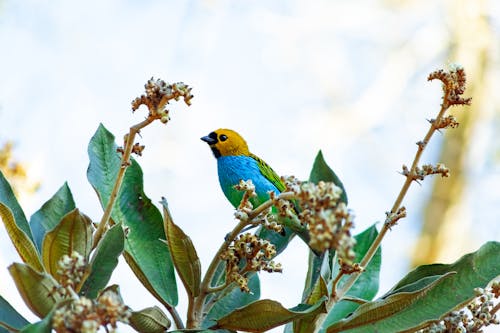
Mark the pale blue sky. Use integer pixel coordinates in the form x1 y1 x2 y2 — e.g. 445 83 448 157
1 0 499 331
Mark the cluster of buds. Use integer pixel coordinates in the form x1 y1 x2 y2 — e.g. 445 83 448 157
419 282 500 333
385 207 407 228
256 208 285 234
283 177 356 262
429 115 459 130
220 233 282 292
131 78 193 123
428 65 471 107
52 288 131 333
338 259 363 275
402 163 450 182
57 251 87 296
233 180 256 222
131 142 145 156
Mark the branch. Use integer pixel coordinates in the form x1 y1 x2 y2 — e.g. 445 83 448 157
92 117 155 249
91 78 192 249
188 217 250 328
312 66 470 333
188 190 296 328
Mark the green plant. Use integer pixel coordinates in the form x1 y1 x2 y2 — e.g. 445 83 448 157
0 67 498 333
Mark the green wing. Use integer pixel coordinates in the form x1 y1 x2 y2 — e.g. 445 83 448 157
250 153 286 192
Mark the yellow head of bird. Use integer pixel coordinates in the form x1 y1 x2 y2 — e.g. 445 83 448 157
201 129 250 158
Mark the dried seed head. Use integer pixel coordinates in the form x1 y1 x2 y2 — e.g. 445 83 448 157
280 177 356 262
131 78 193 120
57 251 88 294
428 65 471 107
220 233 281 292
52 289 131 333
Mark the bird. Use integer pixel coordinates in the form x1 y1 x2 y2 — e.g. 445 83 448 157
201 128 314 253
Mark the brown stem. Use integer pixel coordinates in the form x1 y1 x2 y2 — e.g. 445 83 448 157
330 270 345 300
92 117 155 249
312 89 453 333
490 301 500 317
188 217 249 328
168 304 185 329
187 191 296 328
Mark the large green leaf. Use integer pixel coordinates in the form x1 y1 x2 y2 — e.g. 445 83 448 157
87 124 177 306
0 295 30 332
80 223 125 299
309 151 347 205
327 272 455 333
326 241 500 332
8 263 62 318
0 202 44 272
41 208 93 280
162 199 201 298
203 273 260 328
0 171 33 242
321 224 381 330
211 298 327 332
30 182 75 252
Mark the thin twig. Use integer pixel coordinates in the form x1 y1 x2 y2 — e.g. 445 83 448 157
330 270 345 300
341 296 368 305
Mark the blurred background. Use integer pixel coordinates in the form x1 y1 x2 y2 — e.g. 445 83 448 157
1 0 499 331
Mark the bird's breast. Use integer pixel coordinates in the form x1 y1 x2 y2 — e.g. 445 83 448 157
217 155 280 208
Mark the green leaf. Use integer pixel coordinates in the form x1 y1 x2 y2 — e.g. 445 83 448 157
309 151 347 204
129 306 171 333
0 294 30 331
80 224 125 298
8 263 62 318
305 276 329 305
87 124 178 306
211 298 327 333
294 277 329 333
0 202 44 272
19 310 53 333
41 208 93 280
0 171 33 242
327 241 500 332
20 319 51 333
322 224 381 329
302 251 331 302
327 272 455 333
203 273 260 328
30 182 75 252
162 199 201 298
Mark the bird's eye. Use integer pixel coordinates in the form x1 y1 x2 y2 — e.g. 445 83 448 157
219 134 228 142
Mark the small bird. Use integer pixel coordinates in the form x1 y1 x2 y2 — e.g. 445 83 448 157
201 128 313 251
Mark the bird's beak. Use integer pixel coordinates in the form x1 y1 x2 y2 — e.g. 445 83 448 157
201 135 217 145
